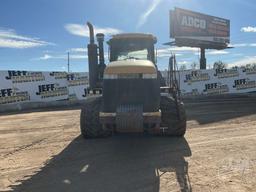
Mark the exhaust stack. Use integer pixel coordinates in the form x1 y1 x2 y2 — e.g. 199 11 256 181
96 33 105 66
96 33 106 80
87 22 98 89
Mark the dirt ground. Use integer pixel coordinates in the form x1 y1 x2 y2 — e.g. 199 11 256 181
0 96 256 192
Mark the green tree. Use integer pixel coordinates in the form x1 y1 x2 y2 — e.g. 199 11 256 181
213 61 227 69
191 62 198 70
179 64 187 71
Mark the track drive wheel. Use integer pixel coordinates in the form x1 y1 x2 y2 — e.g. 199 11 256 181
80 97 111 138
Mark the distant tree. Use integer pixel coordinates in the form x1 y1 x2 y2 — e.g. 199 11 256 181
179 64 187 71
213 60 227 70
191 62 198 70
245 63 256 69
245 64 252 69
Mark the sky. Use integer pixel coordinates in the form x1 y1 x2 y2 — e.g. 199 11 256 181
0 0 256 72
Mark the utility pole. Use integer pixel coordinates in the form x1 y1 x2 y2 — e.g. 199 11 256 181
67 52 70 73
200 47 206 69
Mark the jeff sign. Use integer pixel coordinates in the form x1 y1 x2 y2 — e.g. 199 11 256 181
170 7 230 47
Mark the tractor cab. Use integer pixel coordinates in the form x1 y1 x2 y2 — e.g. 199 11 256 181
108 33 157 64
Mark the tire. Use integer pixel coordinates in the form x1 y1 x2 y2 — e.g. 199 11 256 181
160 96 187 136
80 97 111 138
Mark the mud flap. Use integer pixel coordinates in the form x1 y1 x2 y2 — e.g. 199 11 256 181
116 105 143 133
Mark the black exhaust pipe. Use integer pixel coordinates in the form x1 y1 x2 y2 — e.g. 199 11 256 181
87 22 98 89
87 22 95 44
96 33 105 66
96 33 106 80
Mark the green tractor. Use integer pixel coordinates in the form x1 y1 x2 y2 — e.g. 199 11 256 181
80 22 186 138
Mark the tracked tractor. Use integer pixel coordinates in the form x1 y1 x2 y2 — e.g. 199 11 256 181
80 22 186 138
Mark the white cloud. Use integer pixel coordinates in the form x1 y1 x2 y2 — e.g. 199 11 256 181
39 54 53 60
158 52 182 58
157 47 199 54
158 54 178 58
69 48 87 53
241 26 256 32
229 43 247 47
232 53 244 57
229 43 256 47
169 47 198 52
158 46 198 55
36 53 87 60
178 61 188 65
229 56 256 67
70 54 88 59
37 54 64 60
43 50 54 53
65 23 122 37
207 50 229 55
157 46 198 58
159 47 229 57
136 0 162 28
194 50 229 56
0 28 53 48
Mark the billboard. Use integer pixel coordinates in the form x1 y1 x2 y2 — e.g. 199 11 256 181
170 7 230 48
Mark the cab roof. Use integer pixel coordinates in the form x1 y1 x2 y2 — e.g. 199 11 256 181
109 33 157 44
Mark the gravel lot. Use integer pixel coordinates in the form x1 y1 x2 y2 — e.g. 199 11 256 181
0 95 256 192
